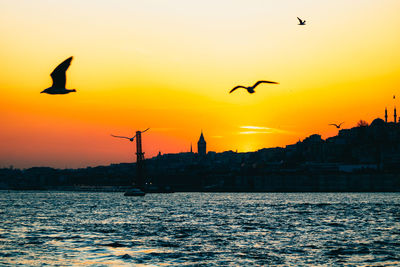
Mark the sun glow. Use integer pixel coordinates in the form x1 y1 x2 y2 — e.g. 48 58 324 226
1 0 400 168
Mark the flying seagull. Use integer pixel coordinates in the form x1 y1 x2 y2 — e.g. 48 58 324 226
229 80 278 94
297 17 306 25
329 122 344 129
111 128 150 142
41 56 76 94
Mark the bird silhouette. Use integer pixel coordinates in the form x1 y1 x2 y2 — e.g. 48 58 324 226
297 17 306 25
41 56 76 94
111 134 136 142
111 128 150 142
229 80 278 94
329 122 344 129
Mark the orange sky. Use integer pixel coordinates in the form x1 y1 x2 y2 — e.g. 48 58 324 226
1 0 400 168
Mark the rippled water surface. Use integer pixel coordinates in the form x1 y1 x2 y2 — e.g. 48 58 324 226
1 192 400 266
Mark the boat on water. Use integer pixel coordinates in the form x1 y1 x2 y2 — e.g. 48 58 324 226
123 183 175 196
124 188 146 196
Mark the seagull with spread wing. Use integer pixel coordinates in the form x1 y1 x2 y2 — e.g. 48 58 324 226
111 128 150 142
229 80 278 94
297 17 306 25
329 122 344 129
41 56 76 94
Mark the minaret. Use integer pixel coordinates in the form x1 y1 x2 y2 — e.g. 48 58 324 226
385 107 388 123
190 143 193 153
395 106 397 123
197 131 206 156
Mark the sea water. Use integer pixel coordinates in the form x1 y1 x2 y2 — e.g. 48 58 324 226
0 192 399 266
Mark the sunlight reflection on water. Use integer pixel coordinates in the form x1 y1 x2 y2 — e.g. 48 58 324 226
0 192 399 266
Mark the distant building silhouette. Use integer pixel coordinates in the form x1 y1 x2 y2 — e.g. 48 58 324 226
197 131 206 156
394 106 397 123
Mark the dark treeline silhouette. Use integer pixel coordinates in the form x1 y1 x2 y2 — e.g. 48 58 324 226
1 117 400 192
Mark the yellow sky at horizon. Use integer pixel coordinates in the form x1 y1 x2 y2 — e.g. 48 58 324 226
1 0 400 168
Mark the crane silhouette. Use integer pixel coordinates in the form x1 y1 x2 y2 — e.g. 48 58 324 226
111 128 150 191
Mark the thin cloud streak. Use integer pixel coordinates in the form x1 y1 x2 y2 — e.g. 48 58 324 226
239 125 294 135
239 131 273 135
241 126 274 130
